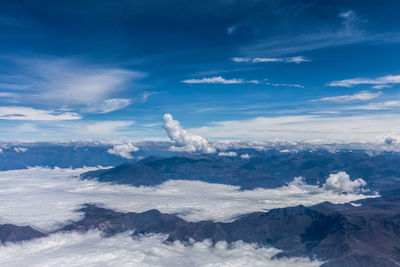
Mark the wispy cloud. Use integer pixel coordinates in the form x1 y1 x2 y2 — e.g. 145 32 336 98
314 91 382 102
141 91 157 102
0 106 80 121
1 57 146 109
241 10 400 57
327 75 400 88
181 76 244 84
84 98 132 114
181 76 303 88
232 56 310 64
349 100 400 110
191 114 400 141
83 121 134 135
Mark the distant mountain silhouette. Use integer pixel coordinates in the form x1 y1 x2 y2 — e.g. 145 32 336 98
82 152 400 194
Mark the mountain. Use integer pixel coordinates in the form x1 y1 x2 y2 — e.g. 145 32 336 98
59 197 400 266
82 152 400 193
0 224 46 244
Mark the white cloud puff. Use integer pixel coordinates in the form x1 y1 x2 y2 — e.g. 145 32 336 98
217 151 237 157
322 171 367 194
0 168 375 231
0 231 321 267
163 114 216 154
240 154 250 159
107 143 139 159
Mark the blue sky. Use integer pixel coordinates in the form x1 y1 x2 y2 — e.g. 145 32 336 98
0 0 400 141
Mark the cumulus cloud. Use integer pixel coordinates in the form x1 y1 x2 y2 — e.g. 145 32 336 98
84 98 132 114
0 168 375 231
107 143 139 159
217 151 237 157
314 91 382 102
240 154 250 159
232 56 310 64
322 172 367 194
0 231 321 267
181 76 244 84
163 114 216 154
13 147 28 153
0 106 81 121
327 74 400 88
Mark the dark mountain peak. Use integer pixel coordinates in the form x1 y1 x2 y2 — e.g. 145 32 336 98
0 224 46 244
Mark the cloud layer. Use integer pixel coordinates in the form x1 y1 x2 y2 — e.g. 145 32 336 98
0 167 374 231
0 231 321 267
163 114 216 153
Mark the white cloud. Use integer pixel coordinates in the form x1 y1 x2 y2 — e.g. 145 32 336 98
163 114 216 153
0 168 375 231
84 98 132 114
217 151 237 157
240 154 250 159
181 76 244 84
314 91 382 102
350 100 400 110
0 106 81 121
181 77 303 88
141 91 157 102
0 148 3 153
190 114 400 141
327 74 400 88
322 172 367 194
13 147 28 153
6 57 145 108
232 56 310 64
264 82 304 88
107 142 139 159
0 92 17 98
0 231 322 267
83 121 133 136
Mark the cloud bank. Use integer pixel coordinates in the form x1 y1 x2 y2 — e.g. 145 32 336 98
0 168 374 231
107 142 139 159
163 114 216 153
0 231 321 267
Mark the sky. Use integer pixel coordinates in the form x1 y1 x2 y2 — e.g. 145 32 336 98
0 0 400 141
